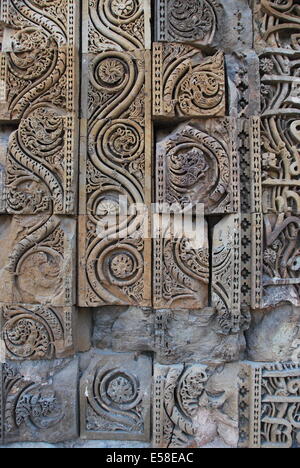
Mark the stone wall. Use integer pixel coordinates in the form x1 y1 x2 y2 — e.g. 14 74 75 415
0 0 300 449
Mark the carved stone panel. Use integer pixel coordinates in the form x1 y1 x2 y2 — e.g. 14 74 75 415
239 361 300 449
153 363 239 448
0 1 79 215
262 213 300 309
254 0 300 51
154 0 218 45
84 0 151 53
79 50 152 306
156 119 239 214
0 358 78 444
212 215 242 335
0 0 79 49
153 44 225 118
80 351 151 441
153 218 209 310
0 43 78 121
253 2 300 215
0 215 76 306
154 0 253 53
0 304 76 360
6 108 78 215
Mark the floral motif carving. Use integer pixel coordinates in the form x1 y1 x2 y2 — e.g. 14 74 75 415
155 0 217 44
153 44 225 118
1 304 74 359
154 363 239 448
80 353 151 441
79 48 151 307
261 213 300 308
6 106 76 215
0 215 75 306
212 215 242 335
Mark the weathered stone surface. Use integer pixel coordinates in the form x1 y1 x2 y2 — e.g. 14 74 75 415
93 306 153 352
80 351 151 441
153 218 210 309
0 215 76 306
1 0 300 450
246 304 300 363
226 52 261 119
154 0 253 53
153 363 239 448
0 358 79 444
93 306 245 364
212 215 243 335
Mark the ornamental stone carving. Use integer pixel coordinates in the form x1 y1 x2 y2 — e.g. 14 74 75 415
80 351 151 441
0 0 300 450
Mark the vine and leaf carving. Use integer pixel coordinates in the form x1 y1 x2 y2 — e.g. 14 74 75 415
1 304 73 360
153 43 225 118
81 354 151 441
1 362 64 442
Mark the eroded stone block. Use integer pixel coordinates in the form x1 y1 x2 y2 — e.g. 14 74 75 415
260 213 300 308
153 217 209 310
0 358 79 445
80 351 151 441
154 0 253 53
246 304 300 363
153 363 239 448
93 306 246 363
0 215 76 306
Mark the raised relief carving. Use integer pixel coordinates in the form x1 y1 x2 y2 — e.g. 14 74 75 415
6 106 77 214
80 352 151 441
154 363 239 448
79 44 152 306
86 0 151 53
153 44 225 118
153 219 209 310
0 358 78 444
254 0 300 50
0 215 76 306
1 304 75 359
260 57 300 213
212 215 243 335
261 213 300 308
156 119 239 214
239 362 300 449
155 0 218 44
0 0 77 48
0 0 78 120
